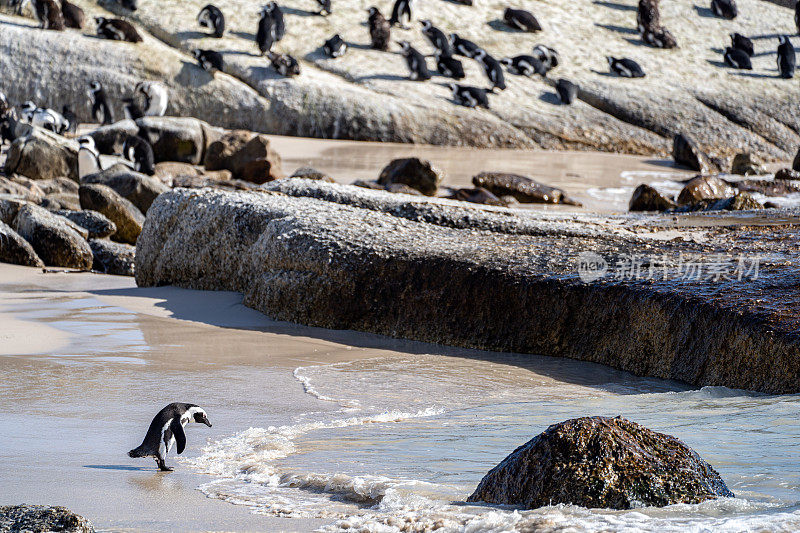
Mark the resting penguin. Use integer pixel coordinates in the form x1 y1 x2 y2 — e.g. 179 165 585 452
78 136 101 179
197 4 225 38
730 32 753 56
88 81 114 125
449 33 481 58
435 50 465 79
123 135 155 175
61 0 84 29
323 34 347 57
474 49 506 92
398 41 431 81
503 8 541 32
128 403 212 472
268 52 301 77
723 46 751 69
607 56 646 77
637 0 660 33
642 26 677 48
193 49 224 73
711 0 737 20
367 7 391 51
18 0 65 30
20 102 70 134
316 0 331 16
555 78 578 105
95 17 143 42
500 55 547 77
532 44 559 72
448 83 490 109
421 20 452 57
135 81 169 116
389 0 413 29
778 35 796 79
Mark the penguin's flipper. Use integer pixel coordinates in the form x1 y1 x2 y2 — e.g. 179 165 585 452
170 417 187 454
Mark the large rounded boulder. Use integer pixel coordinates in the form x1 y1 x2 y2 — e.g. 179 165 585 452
467 416 733 510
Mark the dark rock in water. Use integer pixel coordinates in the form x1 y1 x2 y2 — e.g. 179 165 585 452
384 183 425 196
774 168 800 181
351 179 385 191
0 221 44 267
82 166 169 214
289 167 334 183
677 176 735 205
732 178 800 197
377 158 443 196
0 504 94 532
676 192 763 212
467 416 733 510
730 152 765 176
672 134 713 173
58 210 116 239
204 130 284 184
628 184 676 212
12 204 92 269
90 239 135 276
136 116 217 165
79 184 144 245
452 187 507 206
472 172 581 205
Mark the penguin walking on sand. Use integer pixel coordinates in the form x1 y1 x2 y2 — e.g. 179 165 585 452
607 56 646 77
449 33 481 58
367 7 391 51
474 49 506 92
197 4 225 38
500 55 546 77
389 0 413 29
421 20 452 57
193 49 224 73
323 34 347 57
503 8 541 32
88 81 114 125
555 78 578 104
723 46 751 69
61 0 84 28
435 50 465 79
711 0 737 19
398 41 431 81
448 83 489 109
730 33 754 56
95 17 143 42
128 403 212 472
135 81 168 116
778 35 796 79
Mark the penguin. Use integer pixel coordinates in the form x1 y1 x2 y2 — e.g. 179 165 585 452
368 7 391 51
0 92 9 119
20 0 65 30
122 97 144 120
197 4 225 38
642 26 677 48
268 52 301 76
118 0 137 11
637 0 660 33
61 0 84 29
730 32 753 56
796 1 800 37
78 136 101 179
264 2 285 41
607 57 646 77
503 8 541 32
398 41 431 81
61 105 78 134
448 83 489 109
88 81 114 125
389 0 413 29
723 46 751 69
123 135 155 175
421 20 452 57
474 49 506 92
128 403 212 472
434 51 465 79
193 49 224 73
21 102 69 134
555 78 578 105
500 55 547 77
316 0 331 16
449 33 481 58
778 35 796 79
135 81 169 116
710 0 737 19
323 34 347 58
95 17 143 42
532 44 559 72
256 6 278 55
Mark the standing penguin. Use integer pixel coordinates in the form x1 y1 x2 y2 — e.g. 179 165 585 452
796 1 800 36
61 0 84 28
61 105 78 133
555 79 578 105
723 46 752 69
503 8 541 32
474 49 506 91
256 6 278 55
730 33 754 56
20 0 65 30
128 403 212 472
135 81 168 116
421 20 452 57
389 0 413 29
710 0 737 19
323 34 347 57
123 135 155 175
449 33 481 58
435 50 465 79
398 41 431 81
607 56 646 77
88 81 114 125
368 7 391 51
197 4 225 38
78 136 101 179
778 35 796 79
193 49 224 72
637 0 660 33
264 2 285 41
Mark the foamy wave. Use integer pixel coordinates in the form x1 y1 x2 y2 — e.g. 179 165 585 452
294 365 361 408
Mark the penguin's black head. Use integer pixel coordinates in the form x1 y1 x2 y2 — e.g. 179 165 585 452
193 410 212 427
121 0 137 11
420 19 431 29
94 16 106 25
779 35 789 45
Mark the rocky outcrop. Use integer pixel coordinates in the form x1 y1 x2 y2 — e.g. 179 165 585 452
89 239 135 276
473 172 580 205
203 130 283 183
629 184 676 212
467 417 733 510
12 204 92 269
135 117 220 166
82 166 169 214
58 210 117 239
5 128 78 181
0 176 43 202
0 221 44 267
377 158 443 196
677 176 736 205
78 184 144 245
136 182 800 394
0 504 94 532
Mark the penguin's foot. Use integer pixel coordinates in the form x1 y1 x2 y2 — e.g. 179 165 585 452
156 459 173 472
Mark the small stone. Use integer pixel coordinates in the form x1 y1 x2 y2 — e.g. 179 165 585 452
204 130 283 183
0 504 95 532
351 180 385 191
673 134 713 174
629 184 677 212
452 187 507 206
473 172 581 205
677 176 735 205
58 210 117 239
377 158 443 196
730 152 765 176
289 167 335 182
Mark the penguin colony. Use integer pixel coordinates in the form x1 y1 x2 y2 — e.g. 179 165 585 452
5 0 796 112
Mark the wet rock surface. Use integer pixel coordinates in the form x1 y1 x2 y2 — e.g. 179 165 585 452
473 172 581 205
137 181 800 394
467 417 733 510
0 504 94 532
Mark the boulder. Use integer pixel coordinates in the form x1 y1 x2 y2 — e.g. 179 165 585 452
203 130 283 183
0 197 30 225
377 158 443 196
0 221 44 267
289 166 334 182
135 117 209 165
0 176 43 202
35 177 80 195
153 161 199 186
82 166 169 214
673 134 712 174
722 192 762 211
775 168 800 181
44 192 81 211
794 147 800 172
58 210 116 239
78 184 144 245
472 172 581 205
0 505 94 533
730 152 765 176
384 183 425 196
351 179 385 191
12 204 92 269
5 128 79 181
87 119 140 155
467 416 733 510
629 184 677 212
89 239 135 276
452 187 507 206
677 176 736 205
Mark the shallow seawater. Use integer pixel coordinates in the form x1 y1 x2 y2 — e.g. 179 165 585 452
190 353 800 532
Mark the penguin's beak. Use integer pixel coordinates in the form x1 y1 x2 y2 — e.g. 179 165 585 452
202 416 212 427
